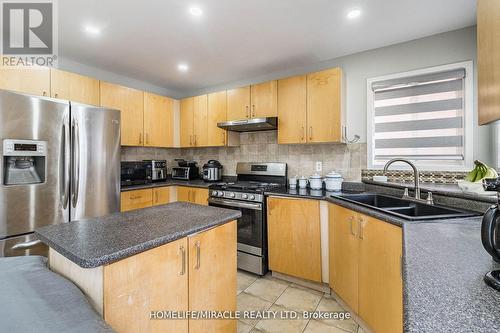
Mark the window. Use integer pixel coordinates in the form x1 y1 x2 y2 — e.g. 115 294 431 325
367 61 473 170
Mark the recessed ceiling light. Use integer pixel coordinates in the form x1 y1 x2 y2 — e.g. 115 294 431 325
178 63 189 72
346 9 361 19
189 6 203 16
84 25 101 35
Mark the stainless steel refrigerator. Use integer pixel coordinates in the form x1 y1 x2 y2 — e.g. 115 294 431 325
0 89 121 256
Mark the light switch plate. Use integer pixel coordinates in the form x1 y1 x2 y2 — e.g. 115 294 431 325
315 161 322 172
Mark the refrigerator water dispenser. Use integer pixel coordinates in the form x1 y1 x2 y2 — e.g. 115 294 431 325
3 139 46 185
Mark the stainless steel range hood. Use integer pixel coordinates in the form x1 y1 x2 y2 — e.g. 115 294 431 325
217 117 278 132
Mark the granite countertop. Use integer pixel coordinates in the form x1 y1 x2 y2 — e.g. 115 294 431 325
35 202 241 268
403 219 500 332
121 179 212 192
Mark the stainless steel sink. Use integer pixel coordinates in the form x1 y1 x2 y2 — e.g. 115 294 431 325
331 193 479 221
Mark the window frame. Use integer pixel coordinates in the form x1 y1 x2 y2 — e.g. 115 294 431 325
366 61 474 171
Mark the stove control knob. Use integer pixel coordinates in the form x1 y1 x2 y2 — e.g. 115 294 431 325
228 192 235 198
242 194 248 199
249 194 255 200
218 191 224 197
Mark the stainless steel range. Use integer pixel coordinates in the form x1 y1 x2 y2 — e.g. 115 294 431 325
208 162 287 275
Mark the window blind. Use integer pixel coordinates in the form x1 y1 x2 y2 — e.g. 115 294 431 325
371 68 465 161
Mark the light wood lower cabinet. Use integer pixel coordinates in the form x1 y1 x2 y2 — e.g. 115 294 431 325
121 189 153 212
177 187 209 206
267 197 322 282
329 204 402 333
0 65 50 96
153 187 170 206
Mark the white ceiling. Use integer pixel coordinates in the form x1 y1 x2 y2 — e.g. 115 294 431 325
59 0 476 94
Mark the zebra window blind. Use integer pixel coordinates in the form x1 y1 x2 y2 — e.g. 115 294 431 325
371 68 466 162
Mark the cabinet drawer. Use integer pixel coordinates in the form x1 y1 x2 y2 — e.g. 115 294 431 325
121 189 153 212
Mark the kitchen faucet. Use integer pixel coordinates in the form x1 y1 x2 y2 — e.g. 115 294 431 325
383 158 434 205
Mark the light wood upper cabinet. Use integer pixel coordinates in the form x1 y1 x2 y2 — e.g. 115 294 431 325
188 221 237 333
193 94 208 147
104 238 189 333
152 187 170 206
144 92 174 147
358 214 403 333
207 91 227 147
227 86 250 120
100 82 144 146
180 97 194 147
277 75 307 144
267 197 322 282
120 189 153 212
0 66 50 96
50 68 100 105
306 68 343 143
329 204 359 311
250 80 277 118
478 0 500 125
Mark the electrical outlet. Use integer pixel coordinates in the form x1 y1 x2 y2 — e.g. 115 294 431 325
315 161 322 173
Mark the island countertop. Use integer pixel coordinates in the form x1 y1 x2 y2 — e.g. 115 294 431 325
35 202 241 268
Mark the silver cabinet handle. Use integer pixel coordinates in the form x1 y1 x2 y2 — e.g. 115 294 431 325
252 104 255 118
349 216 356 236
11 239 42 250
245 105 249 118
358 217 365 239
71 117 80 208
180 245 186 275
195 241 201 269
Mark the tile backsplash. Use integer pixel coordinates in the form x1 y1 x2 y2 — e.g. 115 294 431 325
122 131 367 181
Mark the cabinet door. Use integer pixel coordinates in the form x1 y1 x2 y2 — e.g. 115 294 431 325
192 188 209 206
306 68 342 143
50 68 99 105
227 86 250 120
176 186 192 202
144 92 174 147
277 75 307 144
100 82 144 146
478 0 500 125
267 197 322 282
358 214 403 333
180 97 194 147
250 80 277 118
193 95 208 147
104 238 189 333
120 189 153 212
207 91 227 147
188 221 237 333
328 204 359 312
0 66 50 96
153 187 170 206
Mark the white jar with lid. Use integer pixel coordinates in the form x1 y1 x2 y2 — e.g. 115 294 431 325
309 174 323 190
325 172 343 191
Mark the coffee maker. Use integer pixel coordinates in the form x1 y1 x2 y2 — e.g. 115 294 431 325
481 178 500 291
3 139 46 186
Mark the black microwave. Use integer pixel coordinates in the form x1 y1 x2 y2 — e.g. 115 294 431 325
120 161 152 187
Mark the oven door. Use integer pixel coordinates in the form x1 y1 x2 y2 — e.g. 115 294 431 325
208 197 264 255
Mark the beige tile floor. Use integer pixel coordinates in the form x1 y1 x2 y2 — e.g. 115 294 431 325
237 270 366 333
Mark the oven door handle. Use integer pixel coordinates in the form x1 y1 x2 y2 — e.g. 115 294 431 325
208 198 262 210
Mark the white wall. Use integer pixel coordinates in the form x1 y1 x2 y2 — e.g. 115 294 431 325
185 26 493 166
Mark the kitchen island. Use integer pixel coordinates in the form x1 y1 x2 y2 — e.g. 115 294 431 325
35 202 241 333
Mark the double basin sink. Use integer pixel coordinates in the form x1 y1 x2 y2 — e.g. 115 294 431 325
332 193 479 221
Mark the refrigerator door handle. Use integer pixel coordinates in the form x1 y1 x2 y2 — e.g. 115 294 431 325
61 114 70 209
71 117 80 208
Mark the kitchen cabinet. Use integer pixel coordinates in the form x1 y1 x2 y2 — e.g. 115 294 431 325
207 91 227 146
120 189 153 212
277 75 307 144
100 82 144 146
152 187 170 206
180 97 195 147
329 204 402 333
478 0 500 124
250 80 277 118
177 186 209 206
104 237 189 333
267 197 322 282
0 65 50 96
50 68 100 105
306 68 343 143
144 92 174 147
227 86 250 120
193 94 208 147
188 221 237 333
